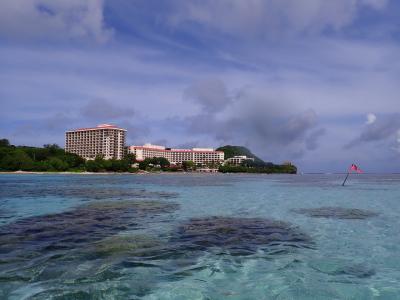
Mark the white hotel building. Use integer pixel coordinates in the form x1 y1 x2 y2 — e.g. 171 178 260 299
128 144 224 165
65 124 126 160
225 155 255 165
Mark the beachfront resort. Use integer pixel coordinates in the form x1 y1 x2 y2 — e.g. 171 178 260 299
65 123 240 166
0 124 294 173
65 124 126 160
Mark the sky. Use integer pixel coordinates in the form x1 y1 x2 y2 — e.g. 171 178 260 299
1 0 400 173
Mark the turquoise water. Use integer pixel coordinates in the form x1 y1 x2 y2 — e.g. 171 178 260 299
0 174 400 299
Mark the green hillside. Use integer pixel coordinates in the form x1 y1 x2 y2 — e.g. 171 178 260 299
217 144 297 174
216 145 265 163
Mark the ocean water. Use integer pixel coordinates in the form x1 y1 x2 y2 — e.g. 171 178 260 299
0 173 399 299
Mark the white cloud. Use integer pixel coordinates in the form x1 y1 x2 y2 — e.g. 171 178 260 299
391 129 400 153
0 0 398 171
0 0 112 42
366 113 377 124
167 0 389 38
346 113 400 150
361 0 389 10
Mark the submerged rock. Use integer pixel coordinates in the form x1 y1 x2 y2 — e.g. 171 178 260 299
0 201 178 296
169 216 313 256
1 185 179 201
25 234 166 288
309 258 376 278
292 207 379 220
89 234 162 258
84 200 179 217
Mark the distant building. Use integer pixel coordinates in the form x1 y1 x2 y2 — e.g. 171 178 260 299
128 143 224 165
65 124 126 160
225 155 255 165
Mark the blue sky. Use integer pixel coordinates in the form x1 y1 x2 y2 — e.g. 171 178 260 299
1 0 400 172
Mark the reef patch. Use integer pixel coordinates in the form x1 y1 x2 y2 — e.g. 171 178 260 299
0 200 179 298
0 185 179 201
292 207 379 220
0 200 179 256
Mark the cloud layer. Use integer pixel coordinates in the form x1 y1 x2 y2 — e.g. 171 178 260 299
346 114 400 148
81 98 134 120
167 0 389 38
0 0 399 172
177 81 325 161
0 0 111 42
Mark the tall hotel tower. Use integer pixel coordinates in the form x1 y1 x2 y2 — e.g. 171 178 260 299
65 124 126 160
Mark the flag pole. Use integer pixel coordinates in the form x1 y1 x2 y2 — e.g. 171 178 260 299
342 172 350 186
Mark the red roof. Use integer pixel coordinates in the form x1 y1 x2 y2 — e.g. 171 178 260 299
66 124 126 132
130 146 223 153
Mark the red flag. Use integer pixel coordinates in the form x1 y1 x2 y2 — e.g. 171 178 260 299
349 164 362 173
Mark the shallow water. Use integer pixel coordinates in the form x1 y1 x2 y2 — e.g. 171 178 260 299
0 173 400 299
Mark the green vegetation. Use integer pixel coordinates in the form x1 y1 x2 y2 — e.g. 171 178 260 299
0 139 137 172
217 144 297 174
218 164 297 174
216 145 265 164
182 160 196 171
138 157 171 171
0 139 296 174
84 154 137 172
138 159 202 172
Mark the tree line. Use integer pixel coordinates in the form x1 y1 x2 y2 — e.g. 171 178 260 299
218 164 297 174
0 138 198 173
0 138 297 174
0 139 136 172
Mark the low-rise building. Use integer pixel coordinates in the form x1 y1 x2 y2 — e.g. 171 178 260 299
65 124 126 160
225 155 255 165
128 143 224 165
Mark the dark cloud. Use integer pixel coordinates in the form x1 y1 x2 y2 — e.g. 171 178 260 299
287 149 306 160
11 113 76 145
0 0 112 43
306 128 327 151
175 141 199 149
184 79 231 113
10 105 143 147
80 98 135 121
178 80 323 161
117 121 151 145
152 139 169 146
12 123 36 139
248 109 318 146
44 112 75 132
345 114 400 149
184 113 221 135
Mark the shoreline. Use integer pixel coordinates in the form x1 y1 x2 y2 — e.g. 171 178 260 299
0 170 160 175
0 171 397 175
0 170 218 175
0 171 297 175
